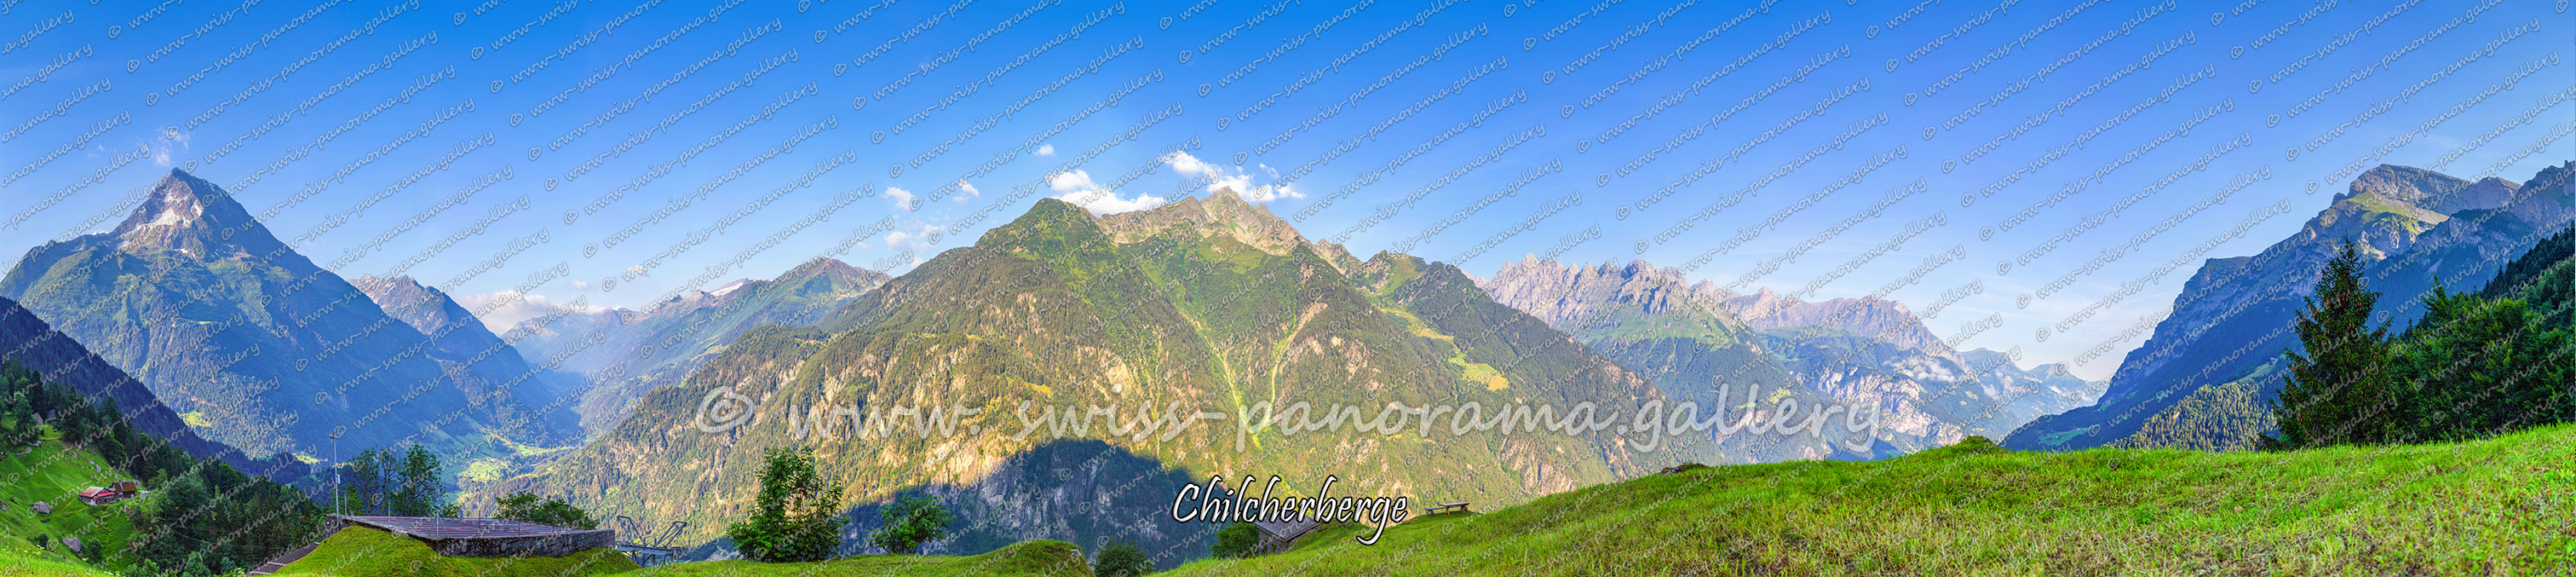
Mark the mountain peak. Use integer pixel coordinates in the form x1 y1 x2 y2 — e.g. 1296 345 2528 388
2340 164 2515 216
111 169 281 258
779 257 890 286
1096 187 1308 255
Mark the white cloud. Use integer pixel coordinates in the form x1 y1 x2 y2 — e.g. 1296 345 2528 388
1048 170 1101 193
149 128 192 167
455 291 600 333
1169 151 1215 177
1035 143 1055 156
955 180 980 204
1164 152 1303 202
884 220 938 251
888 186 917 210
566 280 593 291
1050 169 1166 215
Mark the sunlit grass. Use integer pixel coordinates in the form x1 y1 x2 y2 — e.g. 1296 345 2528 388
625 540 1094 577
1164 424 2576 575
273 526 636 577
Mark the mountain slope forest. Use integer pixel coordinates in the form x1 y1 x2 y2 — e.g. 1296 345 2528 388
472 191 1699 568
2 354 323 576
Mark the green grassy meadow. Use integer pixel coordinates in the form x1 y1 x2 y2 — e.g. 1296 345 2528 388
1164 425 2574 575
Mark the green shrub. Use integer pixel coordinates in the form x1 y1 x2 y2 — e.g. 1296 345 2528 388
1210 522 1259 558
726 447 847 562
865 494 955 555
497 492 600 529
1093 539 1152 577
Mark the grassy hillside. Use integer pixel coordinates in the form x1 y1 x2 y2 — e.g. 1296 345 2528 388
0 548 110 577
1168 424 2576 575
267 528 1085 577
271 526 637 577
627 540 1092 576
0 428 141 574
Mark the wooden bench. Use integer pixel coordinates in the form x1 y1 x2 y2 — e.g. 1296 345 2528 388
1423 501 1471 515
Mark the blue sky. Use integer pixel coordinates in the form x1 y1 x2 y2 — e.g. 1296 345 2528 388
3 0 2567 380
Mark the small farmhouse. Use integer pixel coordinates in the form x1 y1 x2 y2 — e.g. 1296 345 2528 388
76 481 141 506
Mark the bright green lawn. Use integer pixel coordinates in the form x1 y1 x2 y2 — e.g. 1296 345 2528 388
0 547 109 576
625 540 1093 577
1164 424 2576 575
271 526 638 577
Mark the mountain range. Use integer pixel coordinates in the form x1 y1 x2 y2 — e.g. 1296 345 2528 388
2005 162 2574 451
469 190 1696 568
501 257 888 438
15 159 2559 569
1478 257 2103 459
0 169 576 459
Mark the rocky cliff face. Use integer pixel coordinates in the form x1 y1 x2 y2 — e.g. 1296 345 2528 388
0 169 571 457
2005 162 2573 451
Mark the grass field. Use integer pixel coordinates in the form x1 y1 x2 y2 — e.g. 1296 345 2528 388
624 540 1093 577
270 526 638 577
0 548 109 577
1163 424 2576 575
21 424 2571 575
270 528 1091 577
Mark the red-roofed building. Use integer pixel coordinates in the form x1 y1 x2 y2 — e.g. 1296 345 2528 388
77 484 135 506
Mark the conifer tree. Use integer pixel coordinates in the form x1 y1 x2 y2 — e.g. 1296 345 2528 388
2267 239 2395 448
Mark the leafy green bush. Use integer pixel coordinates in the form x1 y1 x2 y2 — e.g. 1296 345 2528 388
865 494 955 555
1209 522 1259 559
727 447 848 562
497 491 600 529
1092 539 1152 577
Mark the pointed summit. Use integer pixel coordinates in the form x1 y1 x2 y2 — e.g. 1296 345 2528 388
1097 186 1308 255
110 169 282 259
777 256 890 288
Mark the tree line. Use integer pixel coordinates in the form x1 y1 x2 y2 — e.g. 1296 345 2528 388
2268 227 2573 449
2 360 325 577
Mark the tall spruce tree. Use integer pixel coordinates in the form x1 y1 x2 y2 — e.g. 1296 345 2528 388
2267 239 2395 448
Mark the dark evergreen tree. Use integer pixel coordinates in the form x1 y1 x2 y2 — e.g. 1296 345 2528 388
2267 239 2395 449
